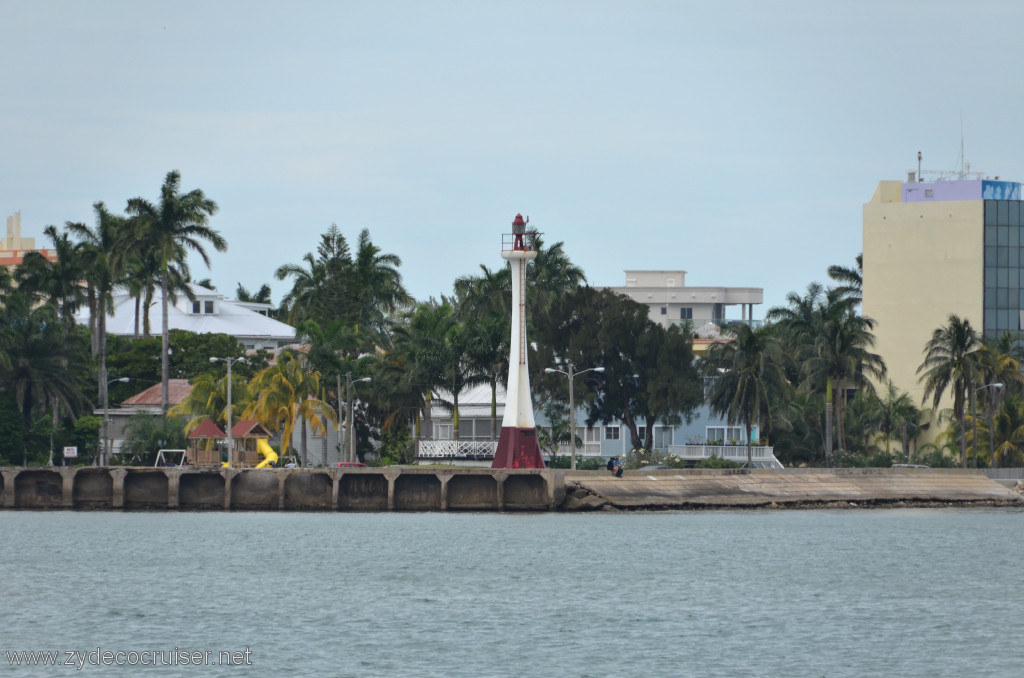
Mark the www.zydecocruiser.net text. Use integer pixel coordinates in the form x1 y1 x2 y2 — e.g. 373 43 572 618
5 647 253 669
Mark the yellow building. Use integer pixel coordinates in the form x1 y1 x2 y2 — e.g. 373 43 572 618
863 176 1023 417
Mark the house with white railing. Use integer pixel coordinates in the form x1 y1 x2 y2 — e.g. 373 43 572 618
418 383 783 468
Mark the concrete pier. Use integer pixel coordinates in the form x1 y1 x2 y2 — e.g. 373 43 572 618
0 466 564 512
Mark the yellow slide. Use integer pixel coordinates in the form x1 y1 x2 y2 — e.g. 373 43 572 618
255 439 279 468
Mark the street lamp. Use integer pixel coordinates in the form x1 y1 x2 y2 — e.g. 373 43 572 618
973 382 1005 468
342 373 371 464
103 377 130 465
210 357 245 468
544 362 605 470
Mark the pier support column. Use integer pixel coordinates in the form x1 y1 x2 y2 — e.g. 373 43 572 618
494 471 506 511
439 473 450 510
278 472 287 511
1 469 17 508
166 470 180 510
331 469 340 510
61 468 75 508
222 469 235 510
109 468 127 508
385 472 398 511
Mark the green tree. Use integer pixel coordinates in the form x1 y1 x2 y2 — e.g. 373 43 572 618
702 324 789 466
917 314 984 468
126 170 225 413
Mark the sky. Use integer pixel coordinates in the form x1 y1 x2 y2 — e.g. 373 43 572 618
3 1 1024 315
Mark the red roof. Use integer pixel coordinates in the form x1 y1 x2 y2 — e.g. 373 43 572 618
230 420 272 438
189 418 225 439
122 379 192 406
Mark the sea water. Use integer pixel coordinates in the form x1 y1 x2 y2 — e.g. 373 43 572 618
1 509 1022 677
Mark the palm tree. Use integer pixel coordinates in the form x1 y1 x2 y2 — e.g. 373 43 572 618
917 314 984 468
15 225 88 324
169 371 254 435
827 253 863 304
769 283 885 460
275 252 329 326
350 228 412 337
702 324 789 466
236 282 273 304
873 380 921 460
0 297 91 463
244 351 334 466
67 203 131 438
126 170 225 413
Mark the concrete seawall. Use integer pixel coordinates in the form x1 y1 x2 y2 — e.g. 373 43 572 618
1 466 1020 511
0 467 564 511
564 467 1024 510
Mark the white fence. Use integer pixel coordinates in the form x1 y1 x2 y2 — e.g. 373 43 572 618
417 440 498 459
555 442 603 458
668 444 784 469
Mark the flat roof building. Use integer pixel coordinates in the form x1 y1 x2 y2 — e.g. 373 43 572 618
862 175 1023 409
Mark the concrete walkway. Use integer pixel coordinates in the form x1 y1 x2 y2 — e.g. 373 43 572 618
564 468 1023 509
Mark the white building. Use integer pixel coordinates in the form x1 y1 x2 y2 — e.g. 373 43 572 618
77 284 297 350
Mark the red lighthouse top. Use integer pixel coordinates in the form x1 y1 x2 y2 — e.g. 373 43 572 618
512 213 528 250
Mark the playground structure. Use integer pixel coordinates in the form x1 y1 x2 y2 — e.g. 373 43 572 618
185 418 278 468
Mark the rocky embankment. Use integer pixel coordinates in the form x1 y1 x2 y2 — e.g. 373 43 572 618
561 468 1024 511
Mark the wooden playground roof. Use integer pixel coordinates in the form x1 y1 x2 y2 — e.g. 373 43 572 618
188 418 225 439
230 420 272 439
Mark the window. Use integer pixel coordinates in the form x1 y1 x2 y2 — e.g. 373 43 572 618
204 300 214 314
706 426 744 444
605 426 620 440
660 307 667 315
925 189 933 198
192 301 201 314
680 307 692 320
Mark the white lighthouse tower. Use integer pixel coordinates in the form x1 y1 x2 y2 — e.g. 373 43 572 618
492 214 545 468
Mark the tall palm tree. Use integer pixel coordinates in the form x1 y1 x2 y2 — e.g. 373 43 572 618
769 283 885 460
351 228 411 337
275 252 329 326
917 314 984 468
702 324 789 466
67 203 131 439
126 170 225 412
236 282 273 304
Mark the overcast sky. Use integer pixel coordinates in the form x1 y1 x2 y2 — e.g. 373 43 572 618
3 1 1023 314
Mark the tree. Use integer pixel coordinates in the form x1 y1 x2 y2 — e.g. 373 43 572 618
236 282 273 304
702 324 789 466
244 351 334 465
15 225 88 323
827 253 863 305
917 314 984 468
872 380 921 460
534 287 701 452
769 283 885 461
126 170 225 413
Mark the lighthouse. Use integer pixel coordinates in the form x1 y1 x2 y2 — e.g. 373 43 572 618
492 214 545 469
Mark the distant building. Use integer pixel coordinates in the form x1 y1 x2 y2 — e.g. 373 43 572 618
99 379 193 458
76 284 297 351
597 270 763 353
862 176 1023 409
0 212 57 268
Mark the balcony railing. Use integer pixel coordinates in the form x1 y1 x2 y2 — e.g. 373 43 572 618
668 444 784 469
670 318 765 330
418 440 497 459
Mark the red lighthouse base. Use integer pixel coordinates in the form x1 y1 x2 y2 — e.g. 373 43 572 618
492 426 546 469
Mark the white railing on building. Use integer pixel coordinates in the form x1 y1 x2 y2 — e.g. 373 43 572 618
555 442 603 458
417 440 498 459
668 444 784 469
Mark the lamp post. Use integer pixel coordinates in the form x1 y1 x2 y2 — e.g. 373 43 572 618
544 362 604 470
343 373 371 463
210 357 245 468
103 377 130 465
974 382 1005 468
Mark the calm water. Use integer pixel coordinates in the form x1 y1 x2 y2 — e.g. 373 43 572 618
1 509 1022 677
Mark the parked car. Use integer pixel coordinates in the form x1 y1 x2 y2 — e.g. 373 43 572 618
337 462 367 468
